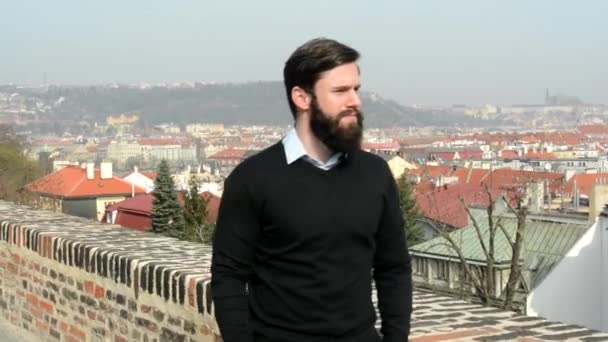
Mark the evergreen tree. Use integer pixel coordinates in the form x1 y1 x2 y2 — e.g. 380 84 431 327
397 172 423 246
183 176 215 244
150 160 185 238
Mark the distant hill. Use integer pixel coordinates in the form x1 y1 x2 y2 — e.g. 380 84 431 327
1 82 496 128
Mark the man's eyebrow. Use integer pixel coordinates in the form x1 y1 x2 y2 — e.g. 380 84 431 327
332 84 361 91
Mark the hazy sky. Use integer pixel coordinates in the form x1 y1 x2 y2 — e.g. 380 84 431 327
2 0 607 106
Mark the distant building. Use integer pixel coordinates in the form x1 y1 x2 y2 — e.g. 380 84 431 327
25 162 145 221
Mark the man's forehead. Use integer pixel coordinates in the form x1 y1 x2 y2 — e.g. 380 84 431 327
316 63 360 86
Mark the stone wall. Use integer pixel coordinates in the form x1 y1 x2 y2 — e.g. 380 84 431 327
0 200 220 342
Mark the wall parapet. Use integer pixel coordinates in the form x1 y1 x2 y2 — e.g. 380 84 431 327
0 200 219 341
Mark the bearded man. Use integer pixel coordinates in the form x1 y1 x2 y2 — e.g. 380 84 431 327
211 38 412 342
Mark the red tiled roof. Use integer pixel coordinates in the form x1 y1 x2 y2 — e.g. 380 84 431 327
106 190 221 225
458 150 483 160
25 166 145 198
415 184 515 229
499 150 519 159
208 148 249 160
432 152 457 161
414 181 435 193
410 165 453 180
362 141 400 150
481 169 564 193
577 124 608 135
141 172 157 179
523 152 556 159
107 193 153 215
564 173 608 197
397 137 443 147
520 135 540 143
452 168 491 185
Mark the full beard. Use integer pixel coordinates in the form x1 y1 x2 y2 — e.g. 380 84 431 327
309 98 364 154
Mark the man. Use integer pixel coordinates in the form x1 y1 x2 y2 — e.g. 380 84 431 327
211 38 412 342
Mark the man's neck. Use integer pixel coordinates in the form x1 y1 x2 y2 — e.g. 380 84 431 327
294 118 333 163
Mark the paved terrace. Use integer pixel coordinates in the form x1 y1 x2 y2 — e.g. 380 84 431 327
0 200 607 341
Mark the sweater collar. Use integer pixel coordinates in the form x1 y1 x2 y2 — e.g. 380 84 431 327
281 127 343 170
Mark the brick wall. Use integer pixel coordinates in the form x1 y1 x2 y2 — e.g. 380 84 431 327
0 201 220 342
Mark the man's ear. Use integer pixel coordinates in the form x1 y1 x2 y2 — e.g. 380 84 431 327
291 86 311 112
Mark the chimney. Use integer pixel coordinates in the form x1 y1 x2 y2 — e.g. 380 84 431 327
526 181 544 213
133 165 138 173
589 183 608 221
86 162 95 180
100 162 112 179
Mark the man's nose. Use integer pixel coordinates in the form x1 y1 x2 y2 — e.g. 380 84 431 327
348 90 362 109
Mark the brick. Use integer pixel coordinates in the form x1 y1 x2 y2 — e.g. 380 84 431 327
49 328 61 340
31 307 44 319
92 326 105 337
65 335 80 342
131 329 142 340
160 328 186 342
26 293 39 307
39 300 54 313
84 281 95 295
136 317 159 332
7 263 18 274
35 320 49 332
62 288 78 301
49 270 57 279
74 316 87 326
184 320 196 334
128 299 137 311
152 309 165 322
57 309 68 318
69 325 86 340
94 285 105 299
116 293 126 305
46 281 59 292
79 294 97 308
167 315 181 326
115 336 128 342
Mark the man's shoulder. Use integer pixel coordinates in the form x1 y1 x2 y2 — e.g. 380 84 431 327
227 142 284 180
353 149 391 169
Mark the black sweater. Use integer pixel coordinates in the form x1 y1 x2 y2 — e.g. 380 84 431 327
211 142 412 342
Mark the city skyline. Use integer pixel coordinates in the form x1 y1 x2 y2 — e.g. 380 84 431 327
2 0 607 106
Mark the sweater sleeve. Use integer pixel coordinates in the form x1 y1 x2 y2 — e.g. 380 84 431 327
211 169 262 342
373 165 413 342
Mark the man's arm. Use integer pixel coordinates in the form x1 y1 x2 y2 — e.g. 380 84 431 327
373 166 413 342
211 170 262 342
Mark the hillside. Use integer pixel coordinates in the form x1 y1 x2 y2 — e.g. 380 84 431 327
1 83 494 128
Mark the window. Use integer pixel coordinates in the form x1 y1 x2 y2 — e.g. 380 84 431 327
413 257 427 276
435 260 449 281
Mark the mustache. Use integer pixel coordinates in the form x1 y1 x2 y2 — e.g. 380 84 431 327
337 108 363 121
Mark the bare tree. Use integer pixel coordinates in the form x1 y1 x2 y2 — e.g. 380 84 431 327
416 185 529 308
